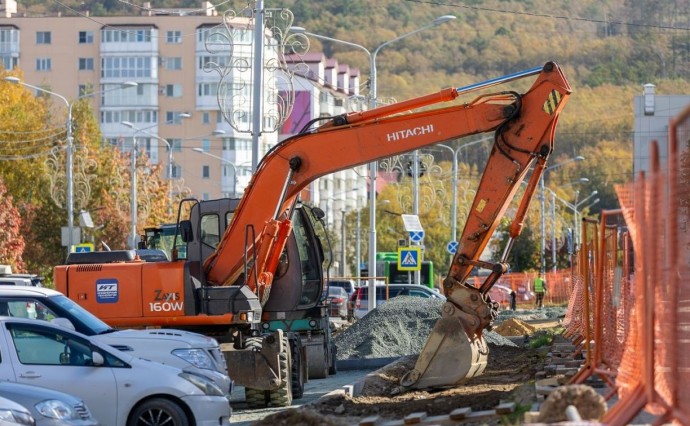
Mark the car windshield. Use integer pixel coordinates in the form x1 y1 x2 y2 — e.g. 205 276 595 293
49 295 114 335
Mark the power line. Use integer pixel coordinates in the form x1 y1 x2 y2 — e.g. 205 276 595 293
405 0 690 32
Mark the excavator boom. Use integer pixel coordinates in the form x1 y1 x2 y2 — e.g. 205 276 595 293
205 62 571 299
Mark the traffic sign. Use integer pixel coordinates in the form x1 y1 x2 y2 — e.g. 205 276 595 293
447 241 459 254
73 243 95 253
401 214 423 232
409 231 425 242
397 247 421 271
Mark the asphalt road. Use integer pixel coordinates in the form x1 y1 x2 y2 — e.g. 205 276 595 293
229 368 375 425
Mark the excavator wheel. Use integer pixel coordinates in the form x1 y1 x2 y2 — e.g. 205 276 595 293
290 338 305 399
267 336 293 407
243 337 269 408
306 342 328 379
328 341 337 375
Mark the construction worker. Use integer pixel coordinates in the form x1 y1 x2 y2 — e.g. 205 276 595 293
534 273 546 309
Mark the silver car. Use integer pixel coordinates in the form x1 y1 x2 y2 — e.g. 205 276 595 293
0 317 230 426
0 382 98 426
0 287 232 396
0 394 34 425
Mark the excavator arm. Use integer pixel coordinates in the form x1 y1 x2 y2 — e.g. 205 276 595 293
204 63 571 306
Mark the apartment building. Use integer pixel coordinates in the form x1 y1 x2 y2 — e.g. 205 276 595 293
0 3 361 207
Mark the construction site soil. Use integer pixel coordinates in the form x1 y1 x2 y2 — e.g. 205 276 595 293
255 297 565 425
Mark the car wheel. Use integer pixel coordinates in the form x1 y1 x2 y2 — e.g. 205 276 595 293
128 398 188 426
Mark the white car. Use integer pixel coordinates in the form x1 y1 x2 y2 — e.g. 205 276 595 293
0 382 98 426
0 287 232 396
0 317 231 426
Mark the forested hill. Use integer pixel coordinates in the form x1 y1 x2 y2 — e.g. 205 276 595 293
17 0 690 208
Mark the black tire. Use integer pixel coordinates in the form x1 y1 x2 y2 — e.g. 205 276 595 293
328 342 337 375
127 398 188 426
290 339 305 399
267 336 293 407
244 337 269 408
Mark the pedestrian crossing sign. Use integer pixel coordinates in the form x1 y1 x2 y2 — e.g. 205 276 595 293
397 247 422 271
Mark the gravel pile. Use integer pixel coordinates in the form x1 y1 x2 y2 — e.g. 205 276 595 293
335 296 517 360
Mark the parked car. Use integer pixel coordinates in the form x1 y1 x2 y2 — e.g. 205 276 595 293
0 317 231 426
0 394 35 425
0 287 232 397
326 287 348 320
349 284 446 320
0 382 98 426
327 280 356 298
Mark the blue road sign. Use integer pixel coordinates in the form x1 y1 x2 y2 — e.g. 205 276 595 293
447 241 458 254
397 247 421 271
409 230 425 242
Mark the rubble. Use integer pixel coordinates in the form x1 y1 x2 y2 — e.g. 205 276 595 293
334 296 516 361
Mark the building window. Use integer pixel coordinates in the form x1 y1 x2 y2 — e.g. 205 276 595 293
164 57 182 70
101 56 153 78
167 138 182 153
36 31 51 44
165 84 182 97
165 112 187 124
202 166 210 179
78 58 94 70
102 28 153 43
202 112 210 124
78 85 88 96
197 83 217 97
202 192 210 201
202 139 211 152
78 31 94 44
166 31 182 43
171 164 182 179
36 58 51 71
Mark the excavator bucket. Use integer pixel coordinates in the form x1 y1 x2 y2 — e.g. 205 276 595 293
400 301 489 389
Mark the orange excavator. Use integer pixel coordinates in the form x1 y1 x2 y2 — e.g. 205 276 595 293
55 62 570 403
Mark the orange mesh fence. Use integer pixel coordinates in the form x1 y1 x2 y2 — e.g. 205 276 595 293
599 105 690 425
471 270 573 310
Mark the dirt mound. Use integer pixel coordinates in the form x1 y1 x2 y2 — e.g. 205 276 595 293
310 344 545 424
335 296 516 360
493 317 537 336
253 408 348 426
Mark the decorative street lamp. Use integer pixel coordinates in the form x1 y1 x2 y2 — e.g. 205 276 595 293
292 14 456 305
4 77 137 256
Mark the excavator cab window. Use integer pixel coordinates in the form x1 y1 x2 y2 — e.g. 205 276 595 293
200 214 221 249
293 209 323 306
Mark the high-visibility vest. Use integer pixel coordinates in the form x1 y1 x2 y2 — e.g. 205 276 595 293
534 277 545 292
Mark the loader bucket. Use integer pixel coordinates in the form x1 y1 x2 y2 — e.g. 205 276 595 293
400 301 489 389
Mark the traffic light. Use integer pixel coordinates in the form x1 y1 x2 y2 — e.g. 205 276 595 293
405 160 427 177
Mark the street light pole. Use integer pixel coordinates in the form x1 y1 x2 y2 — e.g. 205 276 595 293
122 115 194 217
437 136 494 260
292 14 456 303
546 187 599 251
539 155 584 272
4 77 137 255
